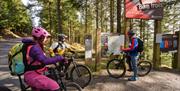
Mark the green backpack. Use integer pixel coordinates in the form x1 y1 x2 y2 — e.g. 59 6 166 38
8 43 33 75
8 42 44 76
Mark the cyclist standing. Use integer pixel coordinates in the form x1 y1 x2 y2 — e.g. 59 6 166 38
49 34 74 57
121 30 139 81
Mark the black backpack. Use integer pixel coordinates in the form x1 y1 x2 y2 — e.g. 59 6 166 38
53 43 63 53
137 38 144 52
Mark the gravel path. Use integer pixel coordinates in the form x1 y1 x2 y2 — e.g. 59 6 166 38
0 39 180 91
83 69 180 91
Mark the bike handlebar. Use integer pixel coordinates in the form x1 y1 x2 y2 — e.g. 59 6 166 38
120 51 129 55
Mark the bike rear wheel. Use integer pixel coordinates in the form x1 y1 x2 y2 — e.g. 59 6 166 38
70 65 92 88
137 61 152 76
106 59 126 78
63 82 82 91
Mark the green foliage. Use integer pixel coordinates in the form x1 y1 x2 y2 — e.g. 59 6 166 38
39 0 82 41
160 53 172 67
0 0 31 32
0 0 9 29
161 1 180 33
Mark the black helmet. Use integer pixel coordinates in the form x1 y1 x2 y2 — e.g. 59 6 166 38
127 30 136 36
58 34 67 41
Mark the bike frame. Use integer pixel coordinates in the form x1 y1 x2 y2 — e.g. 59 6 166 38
119 52 145 63
62 54 82 78
18 75 30 91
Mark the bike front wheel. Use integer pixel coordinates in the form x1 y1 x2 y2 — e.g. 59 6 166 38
137 61 152 76
63 82 82 91
106 59 126 78
70 65 92 88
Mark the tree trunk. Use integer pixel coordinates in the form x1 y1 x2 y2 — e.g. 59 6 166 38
96 0 99 29
48 0 52 43
68 20 72 42
146 27 150 60
85 0 88 34
140 19 143 39
117 0 122 34
123 0 130 47
129 19 133 30
110 0 114 33
153 20 161 69
48 1 52 33
142 20 145 42
95 0 101 72
57 0 62 33
100 0 103 32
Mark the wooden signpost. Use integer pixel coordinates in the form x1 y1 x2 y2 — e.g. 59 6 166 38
153 20 161 69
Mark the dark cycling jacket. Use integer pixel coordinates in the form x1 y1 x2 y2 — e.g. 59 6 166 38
122 37 138 56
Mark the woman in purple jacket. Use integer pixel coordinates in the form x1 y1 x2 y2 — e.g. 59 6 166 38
24 27 64 91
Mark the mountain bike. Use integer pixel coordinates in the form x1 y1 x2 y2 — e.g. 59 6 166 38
106 51 152 78
18 63 82 91
60 53 92 88
47 63 82 91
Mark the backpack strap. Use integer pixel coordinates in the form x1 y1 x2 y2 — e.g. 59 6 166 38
24 45 45 72
12 49 23 58
59 42 63 48
53 43 60 53
26 45 33 64
53 42 64 53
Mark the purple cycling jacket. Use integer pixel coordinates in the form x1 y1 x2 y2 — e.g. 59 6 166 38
22 39 64 65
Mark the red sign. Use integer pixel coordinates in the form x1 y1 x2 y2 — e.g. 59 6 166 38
125 0 163 20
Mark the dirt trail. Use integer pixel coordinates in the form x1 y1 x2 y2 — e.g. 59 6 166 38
83 70 180 91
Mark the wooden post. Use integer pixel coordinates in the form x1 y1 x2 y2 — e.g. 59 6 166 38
172 32 178 69
117 0 121 33
95 28 101 71
124 18 130 47
94 0 101 71
173 53 178 69
176 31 180 69
123 0 129 47
153 20 161 69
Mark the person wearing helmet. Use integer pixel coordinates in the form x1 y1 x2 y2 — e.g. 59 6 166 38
49 34 74 57
58 34 67 43
121 30 139 81
23 27 65 91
